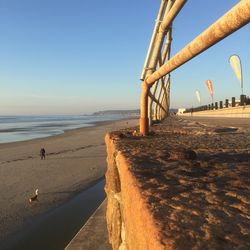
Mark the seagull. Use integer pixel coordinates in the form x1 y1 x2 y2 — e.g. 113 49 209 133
29 189 39 203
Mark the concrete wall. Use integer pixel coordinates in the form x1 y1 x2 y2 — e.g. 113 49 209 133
180 105 250 118
105 134 164 250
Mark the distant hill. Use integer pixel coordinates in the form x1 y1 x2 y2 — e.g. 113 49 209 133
92 109 140 116
93 109 178 116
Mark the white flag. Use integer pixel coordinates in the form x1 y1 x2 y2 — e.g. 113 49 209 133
229 55 242 82
195 90 201 104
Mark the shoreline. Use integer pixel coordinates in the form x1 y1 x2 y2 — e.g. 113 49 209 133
0 116 138 146
0 117 139 248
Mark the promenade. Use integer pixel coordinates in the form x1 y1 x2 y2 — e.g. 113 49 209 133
179 116 250 128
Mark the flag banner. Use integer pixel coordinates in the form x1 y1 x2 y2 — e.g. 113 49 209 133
229 55 242 82
195 90 201 104
205 80 213 97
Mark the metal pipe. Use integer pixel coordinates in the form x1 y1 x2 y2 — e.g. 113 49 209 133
155 77 166 119
146 0 250 86
145 0 176 124
148 91 167 113
140 81 149 135
156 76 170 120
148 32 172 124
159 78 170 119
166 81 171 114
154 34 171 120
140 0 168 80
164 81 170 117
153 79 163 121
162 95 167 118
145 0 186 78
155 76 166 120
161 78 170 116
159 0 186 32
161 29 172 64
156 87 163 120
148 81 159 125
160 92 166 120
153 29 172 119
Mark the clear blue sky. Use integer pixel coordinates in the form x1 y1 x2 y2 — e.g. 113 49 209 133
0 0 249 115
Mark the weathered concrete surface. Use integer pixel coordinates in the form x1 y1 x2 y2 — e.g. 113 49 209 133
65 200 111 250
105 136 164 250
105 116 250 250
180 105 250 118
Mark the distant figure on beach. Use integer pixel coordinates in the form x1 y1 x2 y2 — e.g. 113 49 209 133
40 148 46 160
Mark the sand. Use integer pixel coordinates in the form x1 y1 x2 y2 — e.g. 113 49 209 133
0 118 138 245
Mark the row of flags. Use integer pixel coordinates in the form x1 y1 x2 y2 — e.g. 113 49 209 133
195 55 243 104
195 80 213 105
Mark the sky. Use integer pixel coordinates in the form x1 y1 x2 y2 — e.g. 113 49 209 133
0 0 249 115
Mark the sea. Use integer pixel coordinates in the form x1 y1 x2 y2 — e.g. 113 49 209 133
0 114 130 144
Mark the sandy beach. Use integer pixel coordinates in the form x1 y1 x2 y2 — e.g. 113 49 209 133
0 118 138 247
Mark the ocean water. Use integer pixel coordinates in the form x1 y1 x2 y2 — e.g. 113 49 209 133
0 114 128 144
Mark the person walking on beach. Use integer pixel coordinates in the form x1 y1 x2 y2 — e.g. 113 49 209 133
40 148 46 160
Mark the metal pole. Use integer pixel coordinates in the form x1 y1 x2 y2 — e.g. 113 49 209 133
157 75 170 120
165 79 171 115
140 81 149 136
239 56 244 95
154 80 163 120
161 90 168 119
144 0 186 77
162 79 169 116
140 0 168 80
157 77 170 120
152 29 172 121
155 77 165 119
148 91 167 113
149 29 172 124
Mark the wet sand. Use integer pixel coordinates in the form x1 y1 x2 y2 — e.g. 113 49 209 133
0 118 138 248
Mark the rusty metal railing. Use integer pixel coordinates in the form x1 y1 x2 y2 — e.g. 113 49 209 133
139 0 250 135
